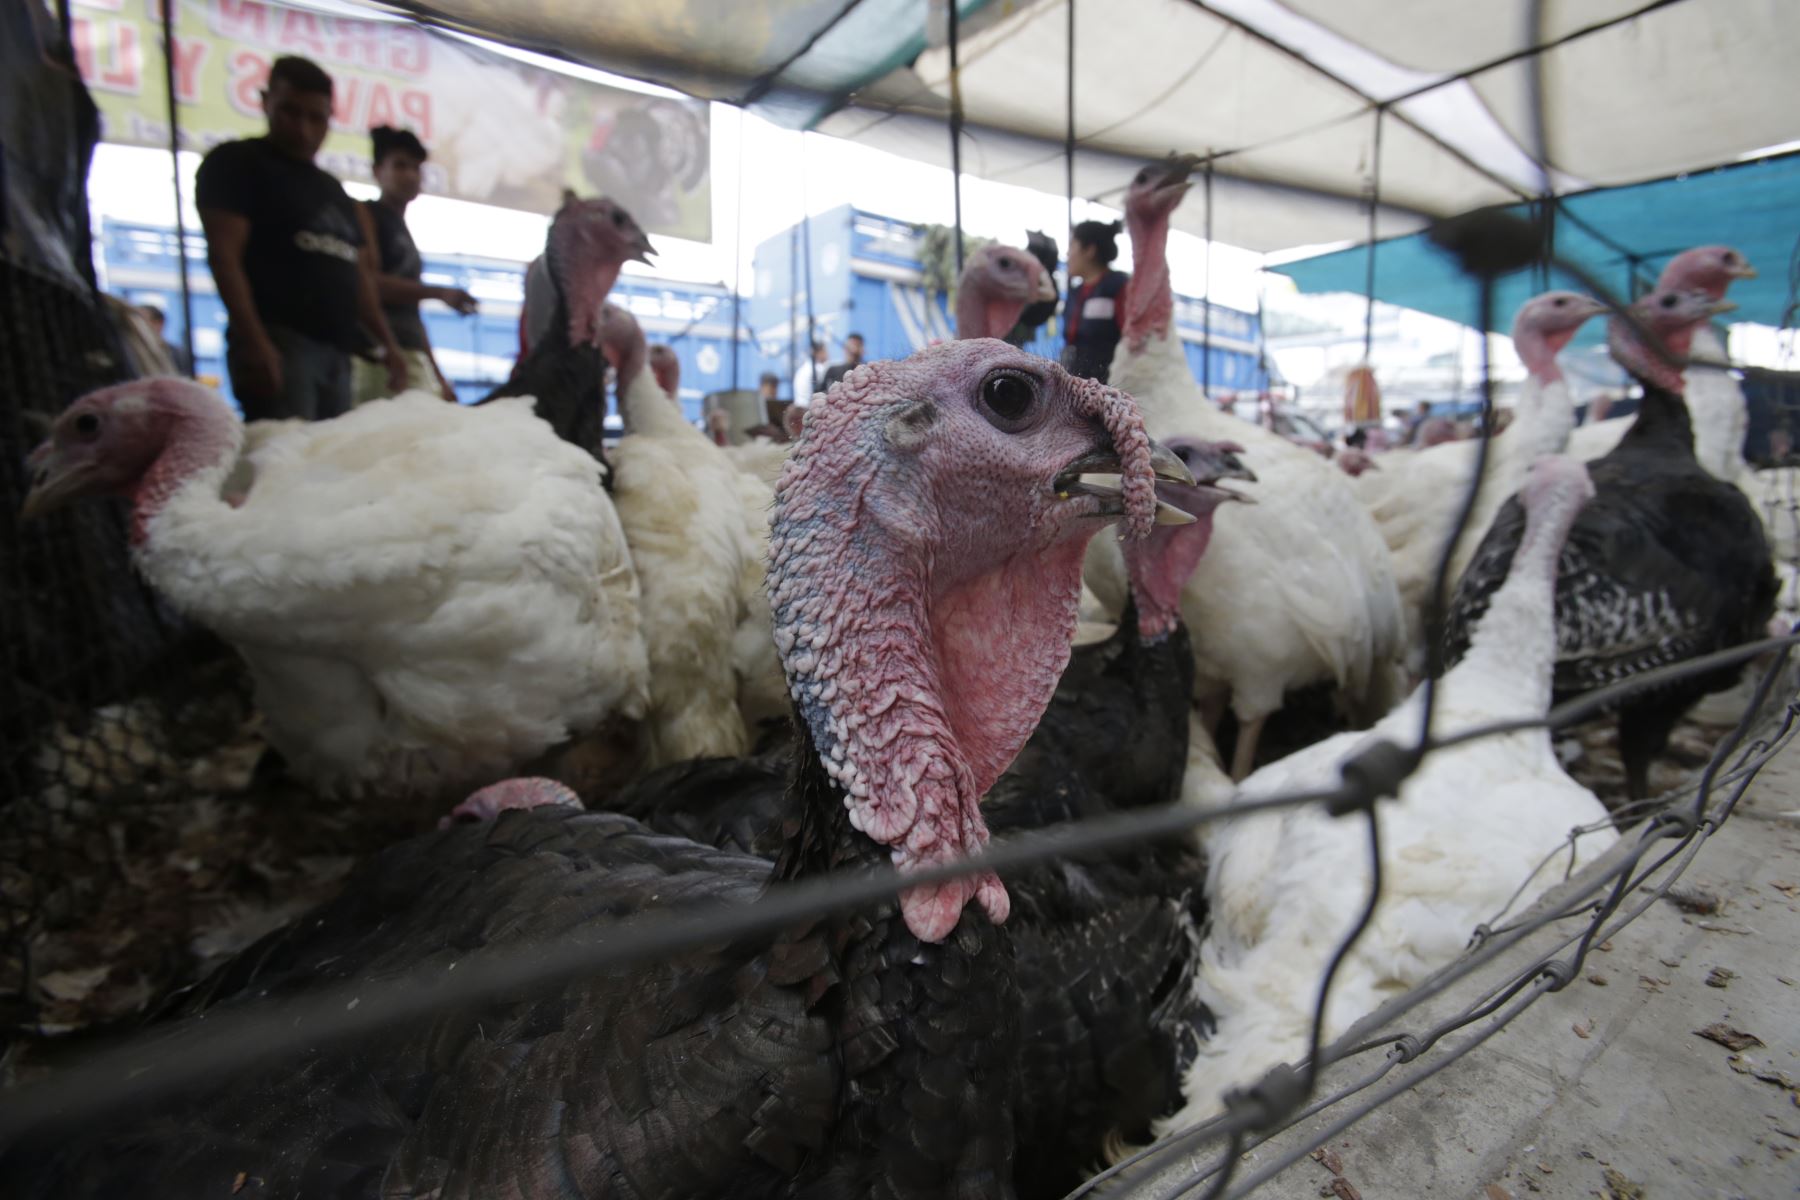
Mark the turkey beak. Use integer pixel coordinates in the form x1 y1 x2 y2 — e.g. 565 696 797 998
1034 271 1057 302
20 443 91 523
1163 443 1259 514
1155 153 1203 198
1054 438 1197 524
1728 263 1757 280
631 233 656 265
1705 298 1738 318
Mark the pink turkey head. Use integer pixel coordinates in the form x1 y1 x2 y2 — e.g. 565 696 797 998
22 377 241 542
1124 152 1202 225
1120 153 1200 349
647 343 680 400
768 340 1188 941
1125 436 1256 640
1608 287 1737 393
1656 245 1755 302
954 243 1056 340
1512 291 1608 382
545 195 655 348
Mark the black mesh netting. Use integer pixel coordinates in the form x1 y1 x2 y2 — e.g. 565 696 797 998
0 256 259 1039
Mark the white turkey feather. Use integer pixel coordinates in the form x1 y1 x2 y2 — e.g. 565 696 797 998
141 390 647 795
1168 458 1615 1130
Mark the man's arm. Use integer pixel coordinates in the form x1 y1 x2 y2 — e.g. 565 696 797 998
354 206 410 394
198 206 281 399
374 273 478 315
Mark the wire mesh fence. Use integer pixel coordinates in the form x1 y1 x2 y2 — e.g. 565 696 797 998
0 256 266 1040
1 219 1795 1198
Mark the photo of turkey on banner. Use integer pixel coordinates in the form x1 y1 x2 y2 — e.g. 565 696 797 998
68 0 713 241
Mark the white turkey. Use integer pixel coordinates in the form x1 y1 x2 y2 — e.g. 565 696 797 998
599 303 766 766
1174 454 1617 1127
1353 290 1608 655
1090 153 1407 778
22 380 647 799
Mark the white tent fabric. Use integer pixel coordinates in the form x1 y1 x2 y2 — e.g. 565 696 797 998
376 0 1800 253
816 0 1800 251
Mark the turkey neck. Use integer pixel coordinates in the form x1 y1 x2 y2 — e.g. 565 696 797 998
1514 323 1570 387
1455 478 1586 715
1123 520 1213 641
130 408 243 548
954 285 1026 342
1683 324 1748 480
1121 204 1174 349
773 721 1021 1199
1611 322 1697 456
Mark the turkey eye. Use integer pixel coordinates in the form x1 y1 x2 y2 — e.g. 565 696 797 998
74 413 100 437
1661 294 1678 308
980 370 1038 428
611 210 625 226
1553 297 1567 306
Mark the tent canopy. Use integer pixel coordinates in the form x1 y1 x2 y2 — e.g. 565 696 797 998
374 0 1800 255
1275 153 1800 333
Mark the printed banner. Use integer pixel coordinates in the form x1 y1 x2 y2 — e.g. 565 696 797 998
69 0 713 241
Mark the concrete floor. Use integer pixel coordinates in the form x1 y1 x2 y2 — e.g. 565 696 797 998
1114 681 1800 1200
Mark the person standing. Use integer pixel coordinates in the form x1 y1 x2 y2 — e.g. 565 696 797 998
137 304 192 376
792 340 826 407
1061 219 1129 384
352 126 478 403
195 55 404 420
820 331 864 391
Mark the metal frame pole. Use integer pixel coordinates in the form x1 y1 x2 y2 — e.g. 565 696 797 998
161 0 195 373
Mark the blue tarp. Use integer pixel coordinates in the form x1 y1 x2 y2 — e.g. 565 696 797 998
1276 153 1799 334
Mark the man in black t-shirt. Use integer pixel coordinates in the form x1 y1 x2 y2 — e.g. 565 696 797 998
196 55 404 420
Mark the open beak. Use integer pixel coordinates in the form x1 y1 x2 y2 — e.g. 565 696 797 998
1153 152 1203 200
631 233 656 265
1055 437 1198 525
1162 441 1259 515
20 444 90 522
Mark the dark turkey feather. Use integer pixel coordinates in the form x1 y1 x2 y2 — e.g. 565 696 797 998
477 303 611 482
614 604 1211 1198
1 732 1021 1200
1445 382 1775 801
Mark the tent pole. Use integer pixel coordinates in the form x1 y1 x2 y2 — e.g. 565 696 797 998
1362 106 1383 362
1255 260 1269 394
731 107 744 393
1064 0 1075 253
948 0 964 273
799 135 817 395
788 224 798 399
161 0 195 374
1202 159 1213 398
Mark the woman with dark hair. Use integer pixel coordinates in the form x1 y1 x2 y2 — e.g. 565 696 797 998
1061 218 1129 382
